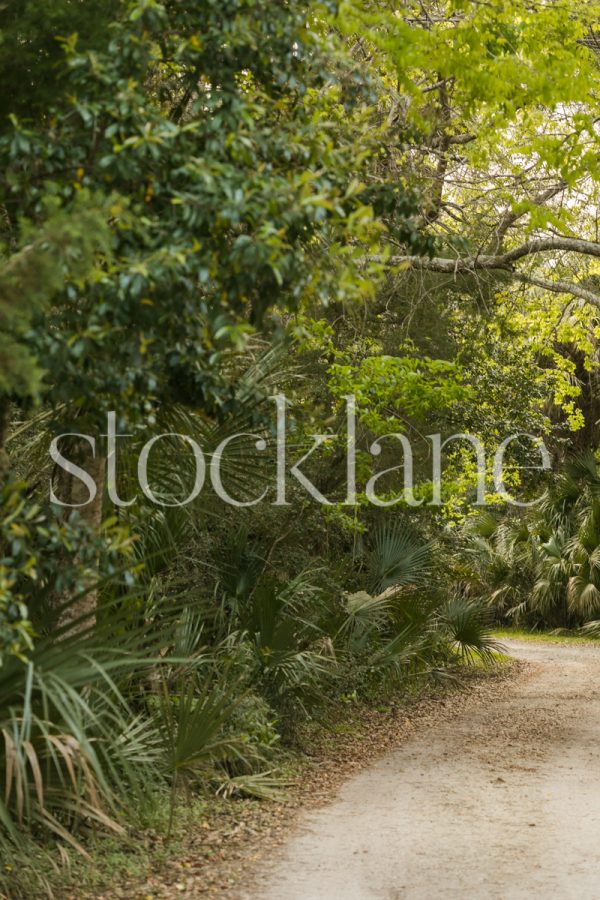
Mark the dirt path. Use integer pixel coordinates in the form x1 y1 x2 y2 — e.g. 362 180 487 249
253 640 600 900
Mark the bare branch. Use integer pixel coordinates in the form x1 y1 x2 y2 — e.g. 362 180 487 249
390 236 600 273
514 274 600 309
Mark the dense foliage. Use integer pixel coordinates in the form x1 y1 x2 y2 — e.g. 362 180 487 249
2 0 600 890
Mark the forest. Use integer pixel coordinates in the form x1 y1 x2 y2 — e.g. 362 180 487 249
2 0 600 897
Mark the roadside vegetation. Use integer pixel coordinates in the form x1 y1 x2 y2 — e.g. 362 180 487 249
456 455 600 632
2 0 600 895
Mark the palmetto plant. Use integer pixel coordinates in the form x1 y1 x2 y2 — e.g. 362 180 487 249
460 453 600 628
437 598 503 665
156 664 256 829
460 514 537 619
0 635 163 853
231 571 334 718
367 522 432 595
336 522 499 687
526 460 600 625
564 502 600 619
530 529 572 624
0 579 257 852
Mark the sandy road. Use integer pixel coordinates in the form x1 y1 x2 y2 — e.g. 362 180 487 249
256 641 600 900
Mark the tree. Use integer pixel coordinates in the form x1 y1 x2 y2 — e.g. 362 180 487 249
0 0 120 126
0 199 112 472
341 0 600 306
0 0 423 625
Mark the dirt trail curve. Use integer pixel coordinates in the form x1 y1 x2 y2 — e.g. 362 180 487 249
253 640 600 900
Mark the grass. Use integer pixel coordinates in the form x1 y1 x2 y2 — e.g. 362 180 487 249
0 796 207 898
0 792 285 899
492 626 600 646
463 649 512 667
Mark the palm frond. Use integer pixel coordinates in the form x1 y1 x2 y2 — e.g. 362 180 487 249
439 598 504 664
368 522 432 595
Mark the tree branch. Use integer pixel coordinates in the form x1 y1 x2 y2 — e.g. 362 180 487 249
390 236 600 273
429 132 475 148
514 273 600 309
488 182 567 253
